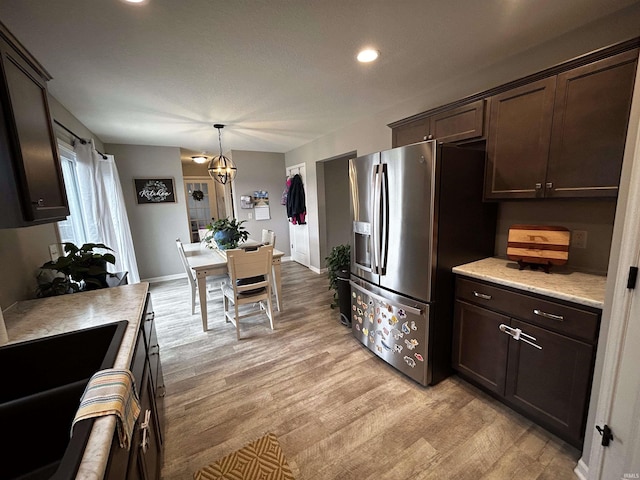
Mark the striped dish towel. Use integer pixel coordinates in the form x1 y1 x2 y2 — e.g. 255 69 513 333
72 368 141 449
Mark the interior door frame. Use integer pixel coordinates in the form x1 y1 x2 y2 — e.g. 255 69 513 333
286 163 310 268
183 176 222 242
583 60 640 480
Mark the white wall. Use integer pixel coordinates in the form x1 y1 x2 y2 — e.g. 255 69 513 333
229 150 290 256
284 6 640 270
105 144 190 281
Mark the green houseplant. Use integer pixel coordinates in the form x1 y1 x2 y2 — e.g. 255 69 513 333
325 244 351 310
206 217 249 250
36 242 116 296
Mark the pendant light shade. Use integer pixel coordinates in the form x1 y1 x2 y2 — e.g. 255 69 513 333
208 124 236 185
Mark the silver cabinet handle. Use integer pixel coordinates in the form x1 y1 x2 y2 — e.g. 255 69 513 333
473 291 492 300
533 309 564 321
140 409 151 453
499 323 542 350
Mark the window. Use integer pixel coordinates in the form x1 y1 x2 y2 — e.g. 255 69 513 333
57 141 88 245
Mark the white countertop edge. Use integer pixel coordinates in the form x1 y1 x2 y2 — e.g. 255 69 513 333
452 259 605 310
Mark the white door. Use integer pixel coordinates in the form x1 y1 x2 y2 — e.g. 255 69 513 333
597 240 640 479
184 177 224 243
287 164 309 267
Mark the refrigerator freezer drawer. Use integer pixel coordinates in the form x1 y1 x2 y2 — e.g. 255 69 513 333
350 279 430 386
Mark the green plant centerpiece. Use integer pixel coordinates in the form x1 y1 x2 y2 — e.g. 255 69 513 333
325 244 351 309
36 242 116 297
205 217 249 250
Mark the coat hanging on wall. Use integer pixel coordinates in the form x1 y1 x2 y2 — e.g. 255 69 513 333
286 174 306 225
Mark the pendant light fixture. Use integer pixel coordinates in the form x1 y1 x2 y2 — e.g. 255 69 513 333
208 124 237 185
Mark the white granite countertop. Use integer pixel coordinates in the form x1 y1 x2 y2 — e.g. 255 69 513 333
3 282 149 480
452 257 606 309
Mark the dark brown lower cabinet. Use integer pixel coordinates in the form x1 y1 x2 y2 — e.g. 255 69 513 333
105 294 164 480
452 301 509 394
504 320 594 446
452 277 600 448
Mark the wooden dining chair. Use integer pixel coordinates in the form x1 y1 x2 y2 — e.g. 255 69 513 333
261 229 276 248
221 245 274 340
175 239 200 314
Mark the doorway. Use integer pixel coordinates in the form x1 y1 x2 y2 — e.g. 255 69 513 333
183 177 228 243
286 164 309 267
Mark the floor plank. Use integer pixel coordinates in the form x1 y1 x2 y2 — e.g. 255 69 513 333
150 261 580 479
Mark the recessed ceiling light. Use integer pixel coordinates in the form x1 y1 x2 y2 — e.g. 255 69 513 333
123 0 146 4
357 49 380 63
192 156 208 164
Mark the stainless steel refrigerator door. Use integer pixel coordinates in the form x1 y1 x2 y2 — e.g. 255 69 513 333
349 152 380 285
350 278 430 386
379 141 436 302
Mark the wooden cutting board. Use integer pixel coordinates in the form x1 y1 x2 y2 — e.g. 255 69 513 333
507 225 570 270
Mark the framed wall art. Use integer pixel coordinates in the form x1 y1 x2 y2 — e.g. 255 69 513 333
134 178 176 204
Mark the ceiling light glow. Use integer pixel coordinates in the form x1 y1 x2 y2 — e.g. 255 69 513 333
192 156 208 164
357 49 380 63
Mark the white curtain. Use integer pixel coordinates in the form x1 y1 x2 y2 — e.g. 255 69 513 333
74 140 140 283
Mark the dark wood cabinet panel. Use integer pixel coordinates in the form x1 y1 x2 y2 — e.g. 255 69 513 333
392 100 486 148
0 25 68 227
429 99 485 143
453 276 600 448
505 319 594 446
484 77 556 199
546 49 638 198
452 300 509 394
392 118 429 147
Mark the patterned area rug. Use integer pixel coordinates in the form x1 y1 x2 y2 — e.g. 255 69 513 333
194 433 295 480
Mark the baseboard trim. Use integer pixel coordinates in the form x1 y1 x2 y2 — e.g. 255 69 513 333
574 458 588 480
143 273 186 283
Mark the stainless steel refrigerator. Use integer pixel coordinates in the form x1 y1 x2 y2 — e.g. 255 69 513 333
349 141 496 386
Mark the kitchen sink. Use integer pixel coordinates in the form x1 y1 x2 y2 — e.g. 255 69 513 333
0 320 128 480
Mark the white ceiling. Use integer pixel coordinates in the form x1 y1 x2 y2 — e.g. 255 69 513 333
0 0 638 156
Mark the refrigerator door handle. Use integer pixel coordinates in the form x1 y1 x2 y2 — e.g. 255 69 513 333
349 281 423 316
379 163 389 275
372 165 383 274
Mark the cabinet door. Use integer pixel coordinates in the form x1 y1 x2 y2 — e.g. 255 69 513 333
128 368 161 480
392 118 429 147
0 41 68 223
484 77 556 199
429 99 485 143
546 49 638 198
504 319 594 447
452 300 510 395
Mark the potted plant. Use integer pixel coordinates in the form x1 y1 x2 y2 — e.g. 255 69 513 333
205 217 249 250
325 244 351 324
36 242 116 296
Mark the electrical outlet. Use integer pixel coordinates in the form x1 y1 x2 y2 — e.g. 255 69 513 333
48 243 61 261
573 230 588 249
248 212 253 220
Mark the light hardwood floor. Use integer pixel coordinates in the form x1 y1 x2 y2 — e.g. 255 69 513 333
150 261 580 480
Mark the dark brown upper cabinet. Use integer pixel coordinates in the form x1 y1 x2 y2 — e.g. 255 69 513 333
392 99 485 147
546 50 638 198
0 23 69 228
485 77 556 199
485 49 638 200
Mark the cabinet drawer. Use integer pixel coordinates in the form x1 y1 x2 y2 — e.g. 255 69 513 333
456 277 599 343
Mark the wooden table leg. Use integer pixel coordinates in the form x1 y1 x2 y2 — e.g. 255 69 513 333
196 272 208 331
272 258 282 311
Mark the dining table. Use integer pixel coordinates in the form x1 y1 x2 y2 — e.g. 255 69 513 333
182 241 284 331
